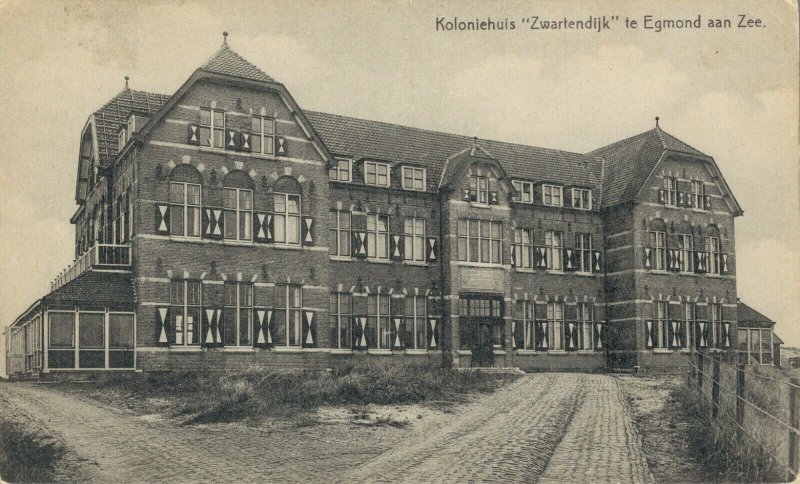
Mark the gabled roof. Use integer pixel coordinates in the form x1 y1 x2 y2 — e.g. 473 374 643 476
438 143 513 191
304 111 600 193
43 271 134 306
93 88 170 166
200 43 275 83
737 301 774 324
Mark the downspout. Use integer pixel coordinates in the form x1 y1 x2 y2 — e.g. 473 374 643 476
439 190 451 369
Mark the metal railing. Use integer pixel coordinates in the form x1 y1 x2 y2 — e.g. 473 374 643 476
51 243 131 291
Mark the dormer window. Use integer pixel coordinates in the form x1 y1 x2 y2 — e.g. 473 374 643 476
329 158 352 182
468 175 489 204
571 188 592 210
127 114 137 136
542 184 563 207
512 180 533 203
117 127 127 153
364 161 390 187
401 166 426 191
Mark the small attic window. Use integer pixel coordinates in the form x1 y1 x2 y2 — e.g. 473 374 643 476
401 166 425 191
127 114 136 137
117 126 127 153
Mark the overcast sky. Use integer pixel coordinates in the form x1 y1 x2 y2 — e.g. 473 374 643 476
0 0 797 370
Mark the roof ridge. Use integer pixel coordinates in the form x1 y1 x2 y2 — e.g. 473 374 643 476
201 43 274 83
659 128 709 157
654 125 667 148
587 129 657 156
305 110 585 157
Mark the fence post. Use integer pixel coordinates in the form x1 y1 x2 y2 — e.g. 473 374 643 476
712 354 720 418
789 377 799 481
736 362 745 443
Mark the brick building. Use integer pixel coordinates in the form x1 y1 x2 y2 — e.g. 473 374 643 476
5 39 745 377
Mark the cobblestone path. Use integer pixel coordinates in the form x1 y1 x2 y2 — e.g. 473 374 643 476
1 374 653 483
342 373 653 483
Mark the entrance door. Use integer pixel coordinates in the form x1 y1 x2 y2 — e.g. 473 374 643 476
471 323 495 367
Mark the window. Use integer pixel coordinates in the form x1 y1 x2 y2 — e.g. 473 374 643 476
649 231 666 271
224 282 253 347
512 181 533 203
705 236 721 275
513 228 532 269
516 300 534 349
79 313 105 368
760 329 773 365
48 312 75 369
663 177 678 206
367 214 389 259
577 303 594 350
575 233 592 273
329 211 351 257
199 108 224 149
405 296 427 349
171 280 201 346
543 184 563 207
118 128 126 153
109 314 134 368
169 182 201 237
457 220 502 264
401 167 426 191
572 188 592 210
368 294 390 349
653 301 668 348
710 303 722 348
364 161 390 187
329 158 352 182
223 188 252 241
545 231 563 271
274 285 302 347
274 193 301 245
679 234 694 272
547 302 565 350
330 293 351 349
684 302 696 349
468 175 489 204
740 329 772 365
404 218 425 262
692 181 705 209
250 116 274 155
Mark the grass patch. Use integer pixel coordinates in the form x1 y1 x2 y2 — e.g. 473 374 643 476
0 418 66 483
62 360 515 426
672 376 786 482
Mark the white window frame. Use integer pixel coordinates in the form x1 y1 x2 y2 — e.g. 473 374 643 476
171 280 202 347
364 161 391 187
329 210 351 257
331 293 351 350
199 107 225 149
329 158 352 182
276 284 302 347
547 302 565 350
401 166 426 191
250 115 275 155
545 230 563 271
575 233 592 273
543 184 563 207
468 175 489 205
663 177 678 206
705 236 721 275
406 296 427 349
649 231 666 271
571 188 592 210
513 228 533 269
654 301 667 348
684 302 695 349
512 180 533 204
516 300 534 349
369 294 391 350
710 303 722 348
457 219 502 264
169 182 201 238
404 218 425 262
679 234 694 273
692 180 705 209
224 282 253 347
577 302 594 350
117 128 127 154
223 188 253 242
367 213 389 260
273 193 301 245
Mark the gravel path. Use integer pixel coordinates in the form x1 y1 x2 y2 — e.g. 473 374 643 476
1 374 654 483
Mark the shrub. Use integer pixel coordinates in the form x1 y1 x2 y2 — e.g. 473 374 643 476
0 419 66 483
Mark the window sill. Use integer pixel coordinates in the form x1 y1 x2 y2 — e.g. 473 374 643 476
515 349 538 355
169 236 203 243
652 348 673 354
577 350 598 355
223 240 254 247
679 348 692 354
403 261 429 267
330 348 353 354
272 346 305 353
222 347 256 353
456 261 504 269
367 349 393 355
366 258 392 264
330 256 354 262
405 349 429 355
456 350 472 355
272 244 303 251
492 349 506 355
168 346 203 352
547 350 568 355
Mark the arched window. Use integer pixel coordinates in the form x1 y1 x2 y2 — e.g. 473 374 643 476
647 219 667 271
273 176 302 245
223 171 254 242
169 165 202 238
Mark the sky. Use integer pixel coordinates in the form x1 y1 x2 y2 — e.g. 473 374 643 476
0 0 797 374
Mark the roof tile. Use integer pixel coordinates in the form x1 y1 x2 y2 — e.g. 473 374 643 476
201 44 275 83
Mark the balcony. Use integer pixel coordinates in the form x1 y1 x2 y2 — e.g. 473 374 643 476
51 243 131 292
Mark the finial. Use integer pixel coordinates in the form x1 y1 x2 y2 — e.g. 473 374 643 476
472 136 478 147
655 116 660 127
124 76 129 89
223 31 228 44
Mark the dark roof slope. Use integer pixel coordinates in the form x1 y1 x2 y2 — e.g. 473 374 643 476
94 89 170 166
44 271 134 306
200 43 275 83
304 111 600 192
588 126 709 208
737 301 775 324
